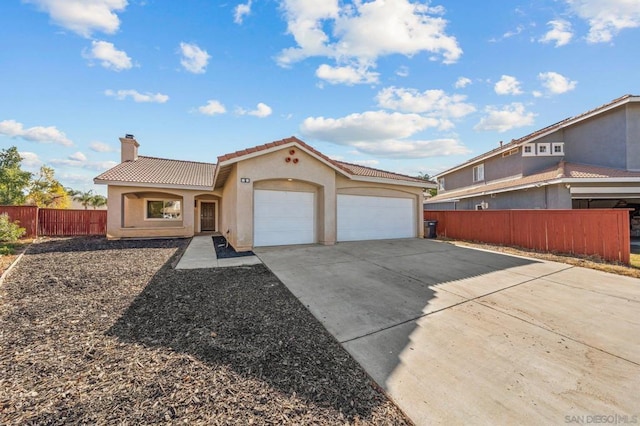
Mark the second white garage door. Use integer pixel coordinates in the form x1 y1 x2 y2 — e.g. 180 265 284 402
337 194 416 241
254 190 315 247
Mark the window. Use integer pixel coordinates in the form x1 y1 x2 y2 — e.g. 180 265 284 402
537 143 551 156
473 164 484 182
146 199 182 220
437 177 445 191
552 142 564 155
522 144 535 157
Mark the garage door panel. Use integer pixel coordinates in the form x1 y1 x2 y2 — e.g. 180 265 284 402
338 195 415 241
254 190 315 247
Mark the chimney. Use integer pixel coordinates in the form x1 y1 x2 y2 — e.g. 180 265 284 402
120 134 139 162
499 140 503 147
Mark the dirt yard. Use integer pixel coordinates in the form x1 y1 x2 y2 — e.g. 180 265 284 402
0 237 409 425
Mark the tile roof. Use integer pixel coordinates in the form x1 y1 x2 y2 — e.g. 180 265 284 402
335 161 427 183
427 161 640 202
217 136 426 184
437 94 639 177
94 156 216 188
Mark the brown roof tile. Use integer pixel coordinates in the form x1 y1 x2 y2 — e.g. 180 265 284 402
335 161 428 183
95 156 216 187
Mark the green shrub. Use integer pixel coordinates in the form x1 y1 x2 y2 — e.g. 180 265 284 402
0 245 14 255
0 213 26 243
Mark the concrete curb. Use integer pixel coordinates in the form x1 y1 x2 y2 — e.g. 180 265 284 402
0 251 26 287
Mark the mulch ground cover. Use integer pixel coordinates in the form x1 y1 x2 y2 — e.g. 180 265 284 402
212 236 255 259
0 237 409 425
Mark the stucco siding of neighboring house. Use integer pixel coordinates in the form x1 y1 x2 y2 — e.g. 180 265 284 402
220 164 238 248
564 107 627 169
627 103 640 171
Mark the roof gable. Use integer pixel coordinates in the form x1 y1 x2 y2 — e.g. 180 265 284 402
437 94 640 178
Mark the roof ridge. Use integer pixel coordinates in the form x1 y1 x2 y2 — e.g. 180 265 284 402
138 155 216 166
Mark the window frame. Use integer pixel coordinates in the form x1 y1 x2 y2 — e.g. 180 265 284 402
552 142 564 156
437 177 445 191
472 164 485 182
537 143 551 156
522 143 535 157
144 198 182 221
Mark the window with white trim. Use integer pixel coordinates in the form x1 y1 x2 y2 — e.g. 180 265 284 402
522 144 535 157
552 142 564 155
437 177 445 191
146 199 182 220
473 164 485 182
537 143 551 156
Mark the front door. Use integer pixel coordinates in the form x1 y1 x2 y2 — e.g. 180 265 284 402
201 202 215 231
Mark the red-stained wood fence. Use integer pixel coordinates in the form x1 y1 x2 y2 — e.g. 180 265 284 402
0 206 39 237
424 209 631 264
0 206 107 238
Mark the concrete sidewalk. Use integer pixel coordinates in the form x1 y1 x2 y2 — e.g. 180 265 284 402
176 235 261 269
255 239 640 425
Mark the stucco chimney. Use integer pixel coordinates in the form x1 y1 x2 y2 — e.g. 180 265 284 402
120 134 140 162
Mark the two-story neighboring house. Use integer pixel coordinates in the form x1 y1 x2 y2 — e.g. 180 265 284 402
426 95 640 235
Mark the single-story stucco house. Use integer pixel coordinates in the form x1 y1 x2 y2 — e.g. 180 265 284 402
94 135 432 251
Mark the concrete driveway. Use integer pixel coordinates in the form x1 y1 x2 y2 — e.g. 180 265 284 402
255 239 640 425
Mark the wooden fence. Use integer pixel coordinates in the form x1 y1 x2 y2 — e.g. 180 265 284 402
424 209 631 264
0 206 107 237
0 206 39 237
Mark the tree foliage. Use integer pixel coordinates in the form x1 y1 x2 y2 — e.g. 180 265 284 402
416 171 438 197
0 147 32 205
28 166 70 208
90 194 108 209
73 190 95 210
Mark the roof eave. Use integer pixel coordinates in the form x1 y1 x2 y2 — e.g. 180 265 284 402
93 179 214 191
348 175 432 188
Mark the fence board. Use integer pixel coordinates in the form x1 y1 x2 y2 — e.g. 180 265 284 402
0 206 39 237
424 209 630 264
38 209 107 236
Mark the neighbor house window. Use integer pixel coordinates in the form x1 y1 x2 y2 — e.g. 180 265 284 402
537 143 551 155
522 144 535 157
437 177 445 191
473 164 485 182
146 199 182 220
552 142 564 155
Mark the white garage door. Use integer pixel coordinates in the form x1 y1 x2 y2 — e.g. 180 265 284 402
337 194 416 241
254 190 315 247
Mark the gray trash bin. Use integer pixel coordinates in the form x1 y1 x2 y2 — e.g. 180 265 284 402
424 220 438 238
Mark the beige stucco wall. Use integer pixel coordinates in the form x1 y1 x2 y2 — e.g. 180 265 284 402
106 185 223 239
226 146 337 251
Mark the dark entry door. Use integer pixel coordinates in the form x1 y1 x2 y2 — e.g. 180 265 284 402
201 202 215 231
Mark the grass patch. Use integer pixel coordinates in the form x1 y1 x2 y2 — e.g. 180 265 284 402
631 253 640 269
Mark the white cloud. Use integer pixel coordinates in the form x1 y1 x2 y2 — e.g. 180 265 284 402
300 110 470 158
237 102 273 118
18 151 43 168
315 63 379 85
24 0 128 37
503 25 524 38
349 159 380 167
301 111 440 142
474 103 536 133
69 151 87 161
197 100 227 116
395 66 409 77
277 0 461 84
83 40 132 71
494 75 523 95
234 0 252 24
350 138 471 159
565 0 640 43
89 141 115 152
105 89 169 103
539 19 573 46
376 87 476 119
51 158 118 171
179 42 210 74
454 76 471 89
0 119 73 146
538 71 577 94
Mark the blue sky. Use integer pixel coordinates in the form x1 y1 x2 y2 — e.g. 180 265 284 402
1 0 639 196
